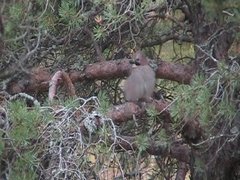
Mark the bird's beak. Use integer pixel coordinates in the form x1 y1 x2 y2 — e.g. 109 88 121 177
129 59 136 64
129 59 141 65
135 59 141 65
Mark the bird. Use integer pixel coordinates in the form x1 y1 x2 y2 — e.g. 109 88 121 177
123 50 156 102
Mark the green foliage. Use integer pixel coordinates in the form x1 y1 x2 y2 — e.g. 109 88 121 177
93 25 107 41
4 21 15 38
157 129 168 141
1 101 49 179
59 0 84 29
8 101 41 145
9 3 25 21
40 11 58 31
59 1 76 18
4 3 25 37
103 4 119 23
172 74 212 126
10 151 38 180
98 123 110 142
218 98 236 119
171 62 239 129
136 134 149 152
146 106 159 122
62 97 78 108
98 91 111 114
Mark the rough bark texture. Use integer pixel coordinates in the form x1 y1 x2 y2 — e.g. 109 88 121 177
5 58 195 95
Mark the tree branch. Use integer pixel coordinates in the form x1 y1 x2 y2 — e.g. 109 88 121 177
5 57 195 95
113 135 190 163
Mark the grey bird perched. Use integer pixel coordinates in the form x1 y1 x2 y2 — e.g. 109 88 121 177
123 50 156 102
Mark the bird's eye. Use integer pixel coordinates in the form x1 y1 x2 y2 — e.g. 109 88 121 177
135 59 141 65
0 112 6 119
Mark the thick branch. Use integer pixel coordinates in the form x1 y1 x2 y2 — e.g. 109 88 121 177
6 58 194 95
107 100 171 123
76 58 195 84
69 59 132 82
156 60 195 84
113 135 190 163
